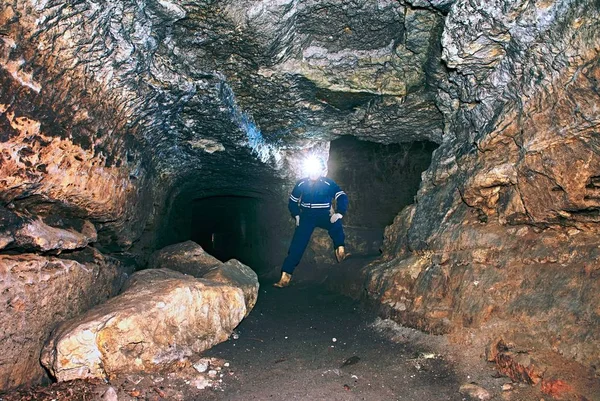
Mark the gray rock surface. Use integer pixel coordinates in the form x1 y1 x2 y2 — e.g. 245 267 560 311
0 0 447 256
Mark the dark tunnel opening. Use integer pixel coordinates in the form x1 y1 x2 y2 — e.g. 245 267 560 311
326 136 438 255
188 195 276 269
158 190 290 276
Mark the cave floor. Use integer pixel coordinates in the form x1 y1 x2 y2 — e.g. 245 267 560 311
202 281 465 401
0 263 545 401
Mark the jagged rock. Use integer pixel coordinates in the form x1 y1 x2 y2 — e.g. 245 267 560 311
489 339 600 401
202 258 259 314
0 249 120 390
149 241 222 276
362 0 600 378
41 269 246 382
0 211 97 253
458 383 490 400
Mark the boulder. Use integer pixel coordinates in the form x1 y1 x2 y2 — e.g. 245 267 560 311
0 249 120 391
149 242 259 314
149 241 221 277
41 269 246 382
458 383 491 400
203 259 259 314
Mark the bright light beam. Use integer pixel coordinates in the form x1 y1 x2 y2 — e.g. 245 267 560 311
303 155 325 178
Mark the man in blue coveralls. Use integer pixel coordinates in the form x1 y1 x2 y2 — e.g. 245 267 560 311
274 156 349 288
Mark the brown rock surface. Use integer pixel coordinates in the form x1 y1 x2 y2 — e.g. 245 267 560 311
0 207 97 253
0 249 120 390
360 0 600 388
366 221 600 367
1 0 599 394
202 259 259 315
490 339 600 401
41 269 246 382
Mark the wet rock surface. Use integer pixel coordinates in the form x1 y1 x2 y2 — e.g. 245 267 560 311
41 268 247 382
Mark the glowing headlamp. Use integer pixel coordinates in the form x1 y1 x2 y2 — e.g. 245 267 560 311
303 155 325 177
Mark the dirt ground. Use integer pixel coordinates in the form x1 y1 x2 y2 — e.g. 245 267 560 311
0 263 545 401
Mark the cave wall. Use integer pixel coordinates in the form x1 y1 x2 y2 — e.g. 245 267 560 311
3 0 598 392
329 137 437 231
366 0 600 376
1 0 448 262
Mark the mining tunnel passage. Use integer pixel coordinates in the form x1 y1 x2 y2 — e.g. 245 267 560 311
157 137 438 277
1 0 600 400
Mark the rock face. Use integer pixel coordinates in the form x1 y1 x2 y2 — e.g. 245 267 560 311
149 241 221 276
363 0 600 387
0 249 120 390
150 241 259 315
203 259 260 314
0 0 446 258
0 207 97 253
41 269 247 382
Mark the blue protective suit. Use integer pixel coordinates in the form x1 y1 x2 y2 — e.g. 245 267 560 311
281 177 349 274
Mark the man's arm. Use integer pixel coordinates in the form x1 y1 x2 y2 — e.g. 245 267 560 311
331 181 348 215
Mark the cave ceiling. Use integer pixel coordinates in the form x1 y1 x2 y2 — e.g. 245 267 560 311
0 0 449 245
2 0 446 178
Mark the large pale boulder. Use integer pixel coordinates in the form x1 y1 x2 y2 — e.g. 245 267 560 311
149 241 221 276
41 269 246 382
150 242 259 314
203 259 259 314
0 249 120 391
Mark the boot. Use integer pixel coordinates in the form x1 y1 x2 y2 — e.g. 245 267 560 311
335 246 346 263
273 272 292 288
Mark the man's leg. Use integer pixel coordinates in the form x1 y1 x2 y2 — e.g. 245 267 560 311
326 220 345 248
325 217 346 262
281 218 315 274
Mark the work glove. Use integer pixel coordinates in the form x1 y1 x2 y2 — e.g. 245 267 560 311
295 215 300 227
330 213 343 224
